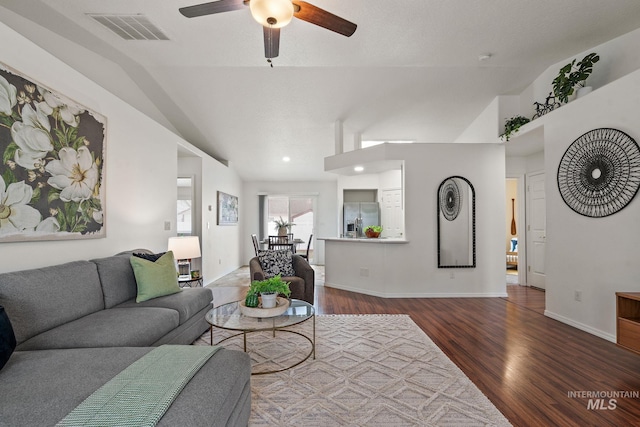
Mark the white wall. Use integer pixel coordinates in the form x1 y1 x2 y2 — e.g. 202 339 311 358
542 69 640 341
453 95 523 144
0 21 243 279
379 169 402 190
242 181 338 265
178 149 243 284
200 159 243 282
453 97 500 144
500 28 640 341
325 143 507 297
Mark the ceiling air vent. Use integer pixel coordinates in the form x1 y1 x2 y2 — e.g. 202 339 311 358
87 14 169 40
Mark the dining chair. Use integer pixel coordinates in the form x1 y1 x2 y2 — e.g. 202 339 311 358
268 235 295 251
299 234 313 261
251 234 259 256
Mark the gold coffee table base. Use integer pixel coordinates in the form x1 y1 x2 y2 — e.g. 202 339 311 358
206 299 316 375
213 326 315 375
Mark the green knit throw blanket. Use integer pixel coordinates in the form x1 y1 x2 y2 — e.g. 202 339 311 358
57 345 220 427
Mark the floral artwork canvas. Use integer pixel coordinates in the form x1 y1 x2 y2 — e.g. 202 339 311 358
217 191 238 225
0 64 106 242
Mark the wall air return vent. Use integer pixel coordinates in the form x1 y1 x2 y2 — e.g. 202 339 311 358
87 14 169 40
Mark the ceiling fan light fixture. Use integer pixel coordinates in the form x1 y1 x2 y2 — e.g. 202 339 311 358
250 0 294 28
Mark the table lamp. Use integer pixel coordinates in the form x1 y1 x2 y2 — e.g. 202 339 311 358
168 236 201 280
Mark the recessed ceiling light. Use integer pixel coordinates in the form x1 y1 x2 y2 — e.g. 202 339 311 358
282 156 290 162
354 166 364 172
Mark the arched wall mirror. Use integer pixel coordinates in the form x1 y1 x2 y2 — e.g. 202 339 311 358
437 176 476 268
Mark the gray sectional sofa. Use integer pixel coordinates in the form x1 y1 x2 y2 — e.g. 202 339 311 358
0 250 251 427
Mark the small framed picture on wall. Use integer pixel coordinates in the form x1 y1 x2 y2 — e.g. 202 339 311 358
217 191 238 225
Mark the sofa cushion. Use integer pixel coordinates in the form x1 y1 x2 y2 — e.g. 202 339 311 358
115 288 212 324
0 261 104 346
130 251 182 303
0 305 16 370
133 251 167 262
258 249 295 278
16 307 179 351
92 253 140 309
0 347 251 427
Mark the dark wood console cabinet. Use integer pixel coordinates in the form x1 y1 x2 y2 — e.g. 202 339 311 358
616 292 640 355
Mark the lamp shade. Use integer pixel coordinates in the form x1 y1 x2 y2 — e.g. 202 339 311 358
168 236 201 260
250 0 294 28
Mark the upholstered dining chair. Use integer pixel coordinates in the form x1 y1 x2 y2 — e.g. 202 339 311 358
251 234 260 256
268 235 294 251
299 234 313 261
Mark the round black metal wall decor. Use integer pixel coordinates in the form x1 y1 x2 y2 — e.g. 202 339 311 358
557 128 640 217
439 178 462 221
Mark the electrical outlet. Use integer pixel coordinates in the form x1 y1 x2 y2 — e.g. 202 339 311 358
164 221 171 231
574 290 582 302
450 271 455 279
360 268 369 277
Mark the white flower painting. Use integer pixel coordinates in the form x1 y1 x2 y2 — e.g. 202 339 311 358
0 64 106 242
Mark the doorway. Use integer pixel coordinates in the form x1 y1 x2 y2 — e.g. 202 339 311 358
506 179 519 284
264 195 316 263
526 172 546 290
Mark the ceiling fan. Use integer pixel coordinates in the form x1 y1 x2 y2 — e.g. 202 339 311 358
179 0 357 61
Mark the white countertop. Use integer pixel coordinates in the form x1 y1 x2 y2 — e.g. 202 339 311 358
318 237 409 244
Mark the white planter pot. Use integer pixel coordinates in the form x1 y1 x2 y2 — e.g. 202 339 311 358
261 292 278 308
576 86 593 98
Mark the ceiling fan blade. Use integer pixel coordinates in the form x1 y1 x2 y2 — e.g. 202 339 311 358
179 0 247 18
292 1 357 37
263 26 280 59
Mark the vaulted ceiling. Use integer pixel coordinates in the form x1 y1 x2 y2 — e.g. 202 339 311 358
2 0 640 181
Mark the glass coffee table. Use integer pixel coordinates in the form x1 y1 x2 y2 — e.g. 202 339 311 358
205 299 315 375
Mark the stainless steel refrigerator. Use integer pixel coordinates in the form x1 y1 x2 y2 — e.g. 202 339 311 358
343 202 380 237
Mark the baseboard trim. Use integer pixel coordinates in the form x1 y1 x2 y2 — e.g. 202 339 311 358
324 282 508 298
544 310 616 343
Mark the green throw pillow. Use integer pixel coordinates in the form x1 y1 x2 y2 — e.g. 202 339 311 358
130 251 182 303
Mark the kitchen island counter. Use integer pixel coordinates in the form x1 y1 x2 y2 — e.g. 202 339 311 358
318 237 409 244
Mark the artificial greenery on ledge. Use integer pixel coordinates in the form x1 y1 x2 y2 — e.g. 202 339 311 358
500 115 531 141
552 52 600 104
498 52 599 142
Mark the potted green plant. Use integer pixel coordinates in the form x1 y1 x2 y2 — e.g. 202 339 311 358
246 275 291 308
273 216 294 236
552 52 600 104
364 225 383 238
500 115 530 141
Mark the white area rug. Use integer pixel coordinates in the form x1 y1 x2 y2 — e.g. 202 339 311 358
196 314 511 426
506 274 519 284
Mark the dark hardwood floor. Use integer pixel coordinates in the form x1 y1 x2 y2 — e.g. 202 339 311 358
314 284 640 427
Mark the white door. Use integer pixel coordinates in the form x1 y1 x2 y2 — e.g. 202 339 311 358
382 189 403 238
527 172 546 289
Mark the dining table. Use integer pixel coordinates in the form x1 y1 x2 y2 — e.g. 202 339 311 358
260 238 304 250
